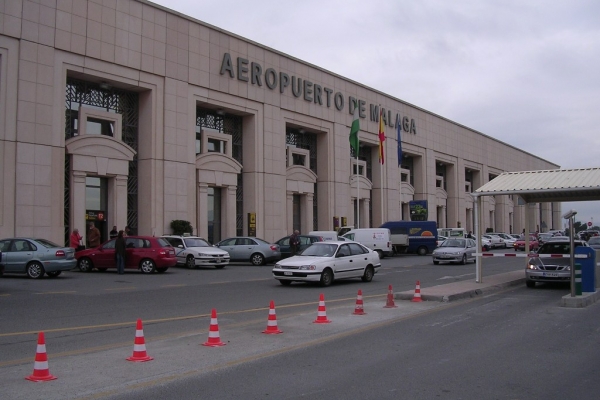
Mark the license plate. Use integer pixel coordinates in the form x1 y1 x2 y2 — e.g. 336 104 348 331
543 272 559 277
284 272 293 276
216 259 222 263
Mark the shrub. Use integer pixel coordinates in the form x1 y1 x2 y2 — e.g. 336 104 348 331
170 220 193 235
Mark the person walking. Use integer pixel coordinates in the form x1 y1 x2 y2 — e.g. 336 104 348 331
88 222 101 248
115 230 126 275
290 230 300 256
70 228 83 251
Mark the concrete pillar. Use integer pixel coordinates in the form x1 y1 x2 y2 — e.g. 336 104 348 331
197 183 208 238
115 175 129 233
362 198 370 228
287 192 294 233
225 186 237 238
303 193 314 233
70 170 87 240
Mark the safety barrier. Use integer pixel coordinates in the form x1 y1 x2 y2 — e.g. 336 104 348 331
475 253 590 258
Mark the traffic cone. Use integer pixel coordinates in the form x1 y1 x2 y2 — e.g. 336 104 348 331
25 332 57 382
384 284 398 308
412 280 423 303
203 308 226 346
262 300 283 334
313 293 331 323
352 289 366 315
126 319 153 362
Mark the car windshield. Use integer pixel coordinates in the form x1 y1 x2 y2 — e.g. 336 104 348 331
184 238 211 247
441 239 466 248
156 238 172 247
34 238 62 248
588 237 600 245
300 244 338 257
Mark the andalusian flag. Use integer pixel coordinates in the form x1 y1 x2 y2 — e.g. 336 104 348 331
349 103 360 154
378 108 385 164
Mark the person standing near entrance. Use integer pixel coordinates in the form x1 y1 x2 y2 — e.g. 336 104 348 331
115 230 126 275
109 225 118 239
290 230 300 256
88 222 101 248
70 228 83 251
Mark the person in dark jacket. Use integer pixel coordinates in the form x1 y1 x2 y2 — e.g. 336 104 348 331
290 230 300 256
115 230 126 275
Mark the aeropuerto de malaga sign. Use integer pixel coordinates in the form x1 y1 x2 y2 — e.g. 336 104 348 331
220 53 417 134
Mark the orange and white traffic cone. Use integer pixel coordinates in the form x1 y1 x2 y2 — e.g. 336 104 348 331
352 289 366 315
412 281 423 303
263 300 283 334
203 308 226 346
313 293 331 323
126 319 153 362
25 332 57 382
383 284 398 308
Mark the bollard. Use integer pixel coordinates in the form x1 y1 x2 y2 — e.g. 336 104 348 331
575 263 582 296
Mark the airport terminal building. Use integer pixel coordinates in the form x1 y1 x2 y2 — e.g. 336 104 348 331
0 0 561 246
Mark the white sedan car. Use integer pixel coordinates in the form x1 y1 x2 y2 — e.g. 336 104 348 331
162 235 230 269
272 241 381 286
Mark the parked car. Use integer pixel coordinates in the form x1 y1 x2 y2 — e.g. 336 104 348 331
479 237 492 251
75 236 176 274
482 234 504 249
489 233 517 248
432 238 477 265
513 235 539 251
548 236 570 242
162 235 230 269
275 234 324 258
537 233 553 245
215 237 280 265
272 241 380 286
526 240 589 288
0 238 77 279
436 235 448 247
587 236 600 250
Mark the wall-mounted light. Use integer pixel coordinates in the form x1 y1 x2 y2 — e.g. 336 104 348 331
215 109 225 116
99 81 111 90
298 129 305 134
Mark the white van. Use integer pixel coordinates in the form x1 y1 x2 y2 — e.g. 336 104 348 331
342 228 392 258
308 231 339 241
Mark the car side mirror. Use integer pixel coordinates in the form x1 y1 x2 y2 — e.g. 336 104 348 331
178 245 184 248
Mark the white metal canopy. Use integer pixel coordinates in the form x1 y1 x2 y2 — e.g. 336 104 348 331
472 168 600 282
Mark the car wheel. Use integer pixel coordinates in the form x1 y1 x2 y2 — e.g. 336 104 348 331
433 261 439 265
361 266 374 282
320 268 333 287
186 255 196 269
78 257 94 272
461 254 467 265
46 271 62 278
26 262 45 279
156 268 168 273
526 280 536 288
140 259 156 274
416 246 427 256
250 253 265 266
279 280 292 286
375 250 384 259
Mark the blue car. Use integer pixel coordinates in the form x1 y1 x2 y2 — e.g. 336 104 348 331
0 238 77 278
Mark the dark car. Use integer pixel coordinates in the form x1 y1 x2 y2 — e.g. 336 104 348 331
275 235 324 258
526 240 589 288
0 238 76 279
75 236 176 274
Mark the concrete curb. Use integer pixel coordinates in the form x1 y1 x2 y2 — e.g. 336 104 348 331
560 291 600 308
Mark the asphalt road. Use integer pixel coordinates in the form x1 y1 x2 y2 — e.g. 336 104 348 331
1 249 561 399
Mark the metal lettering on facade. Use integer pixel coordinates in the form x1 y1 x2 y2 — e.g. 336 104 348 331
220 53 417 135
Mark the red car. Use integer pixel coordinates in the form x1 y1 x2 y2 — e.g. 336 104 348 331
75 236 176 273
513 235 539 252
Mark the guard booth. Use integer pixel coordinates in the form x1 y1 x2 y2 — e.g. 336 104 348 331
472 168 600 289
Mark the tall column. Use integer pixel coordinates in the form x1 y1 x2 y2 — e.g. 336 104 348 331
70 170 87 240
225 186 237 238
115 175 129 234
303 193 314 233
197 183 208 238
361 198 370 228
287 192 294 233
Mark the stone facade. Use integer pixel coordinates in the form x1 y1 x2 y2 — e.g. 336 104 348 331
0 0 561 246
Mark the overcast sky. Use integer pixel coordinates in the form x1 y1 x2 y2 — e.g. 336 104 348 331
152 0 600 229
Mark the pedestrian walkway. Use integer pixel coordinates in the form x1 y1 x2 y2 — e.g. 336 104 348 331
396 270 600 308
